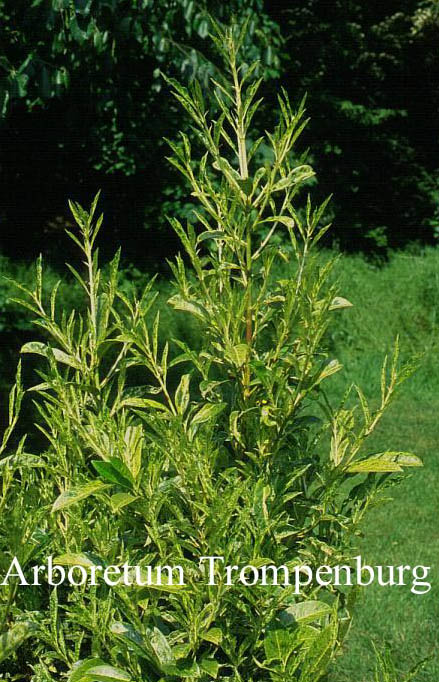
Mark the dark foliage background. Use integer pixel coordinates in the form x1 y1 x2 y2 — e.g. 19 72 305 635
271 0 439 250
0 0 281 265
0 0 438 264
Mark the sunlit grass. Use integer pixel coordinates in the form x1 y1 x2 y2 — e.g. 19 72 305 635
326 247 439 681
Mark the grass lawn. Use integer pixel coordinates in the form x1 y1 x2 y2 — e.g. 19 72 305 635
329 392 439 680
326 248 439 680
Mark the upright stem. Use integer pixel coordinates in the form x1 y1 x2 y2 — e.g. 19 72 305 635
85 230 98 380
231 50 252 398
232 59 248 182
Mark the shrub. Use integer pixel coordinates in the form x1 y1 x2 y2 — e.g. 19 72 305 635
0 21 421 682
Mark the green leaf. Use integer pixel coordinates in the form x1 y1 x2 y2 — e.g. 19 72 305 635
346 452 422 474
200 658 220 679
172 644 192 660
110 623 151 661
69 659 105 682
0 622 39 664
21 342 82 370
212 157 243 193
20 341 49 356
263 216 295 229
272 165 314 191
123 425 143 480
51 348 82 369
264 628 297 664
92 459 133 489
168 295 207 322
191 402 226 426
252 479 270 526
146 626 175 670
175 373 191 415
298 621 336 681
201 628 223 646
226 343 249 368
329 296 353 310
197 230 227 242
52 480 109 512
27 382 51 393
84 665 130 682
0 453 44 468
229 410 243 445
69 659 130 682
317 359 343 383
110 493 138 512
120 397 169 412
279 600 332 626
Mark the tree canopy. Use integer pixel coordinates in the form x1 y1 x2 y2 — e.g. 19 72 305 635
271 0 439 250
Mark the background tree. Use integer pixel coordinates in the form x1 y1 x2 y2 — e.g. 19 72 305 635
266 0 439 251
2 1 437 259
0 0 281 264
